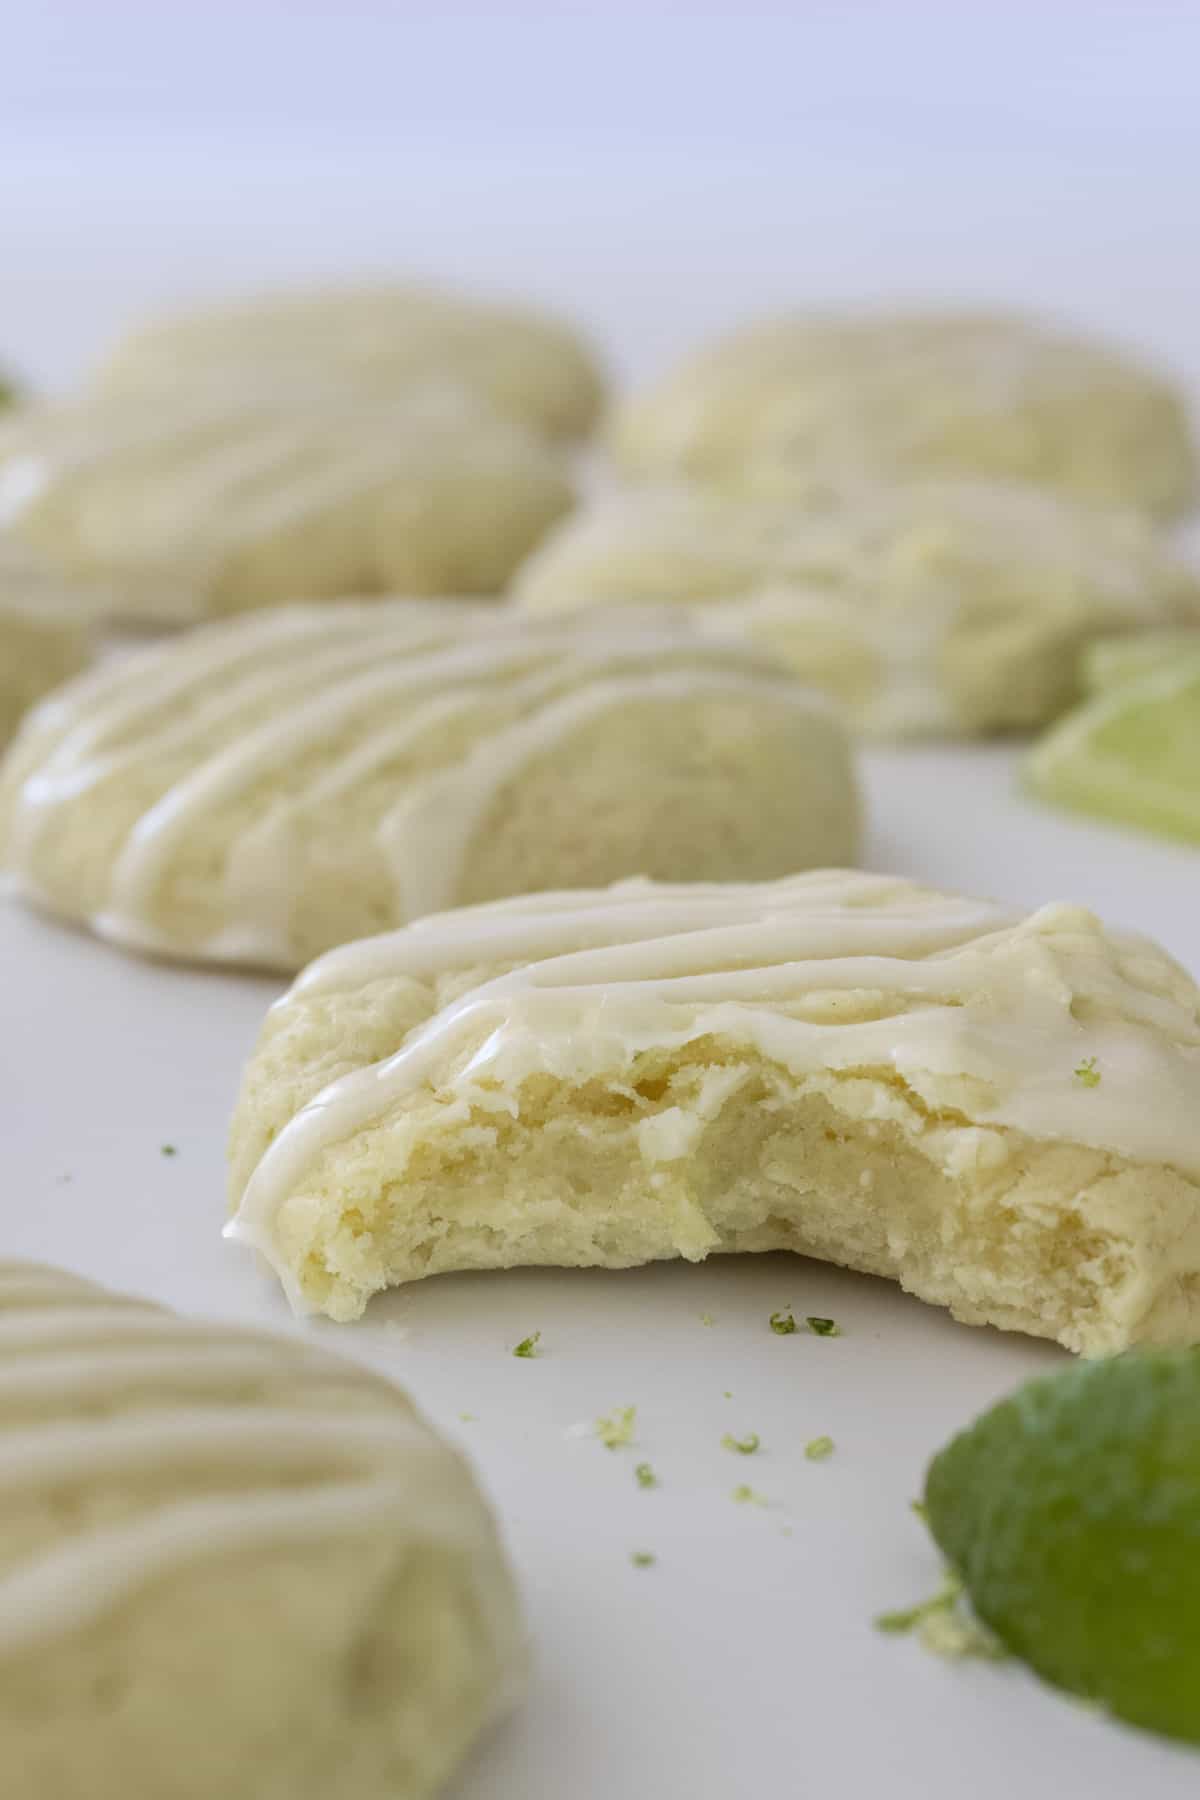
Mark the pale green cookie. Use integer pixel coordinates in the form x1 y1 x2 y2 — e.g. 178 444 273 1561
227 871 1200 1343
0 602 858 970
0 382 574 622
0 1259 525 1800
92 282 605 440
610 310 1198 519
514 479 1200 737
0 540 93 747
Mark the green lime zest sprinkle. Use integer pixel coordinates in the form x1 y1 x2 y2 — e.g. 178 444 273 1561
731 1484 767 1506
1074 1056 1101 1088
723 1390 733 1399
722 1431 760 1455
595 1405 637 1449
769 1309 797 1335
806 1316 841 1337
805 1435 835 1461
919 1606 1008 1661
699 1312 716 1326
876 1571 1006 1659
875 1572 963 1635
630 1551 657 1568
458 1413 477 1423
511 1332 541 1359
635 1461 658 1489
160 1144 178 1157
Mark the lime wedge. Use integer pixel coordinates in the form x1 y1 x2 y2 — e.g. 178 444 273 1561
923 1350 1200 1746
1026 657 1200 845
1083 631 1200 695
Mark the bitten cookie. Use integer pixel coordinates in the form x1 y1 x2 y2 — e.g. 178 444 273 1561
91 281 605 440
610 310 1197 519
0 603 859 969
0 1259 524 1800
0 385 574 620
0 539 92 746
513 479 1200 736
227 872 1200 1353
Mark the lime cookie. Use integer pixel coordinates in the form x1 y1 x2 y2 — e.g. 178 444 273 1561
0 541 92 746
610 310 1198 519
514 480 1200 736
0 1260 523 1800
0 603 859 969
0 385 573 620
226 871 1200 1348
92 282 605 439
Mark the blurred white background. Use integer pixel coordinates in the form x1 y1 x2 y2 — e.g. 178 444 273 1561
3 1 1199 389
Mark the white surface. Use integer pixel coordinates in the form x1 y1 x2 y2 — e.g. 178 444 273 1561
4 34 1200 1792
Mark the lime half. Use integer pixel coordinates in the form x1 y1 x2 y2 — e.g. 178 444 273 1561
1027 656 1200 845
924 1350 1200 1746
1083 632 1200 696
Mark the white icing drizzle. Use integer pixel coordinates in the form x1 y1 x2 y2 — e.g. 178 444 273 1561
699 584 958 736
516 480 1196 734
9 611 455 875
2 602 843 965
0 1262 501 1654
613 311 1188 488
93 283 601 440
379 665 815 920
0 379 570 618
0 1484 411 1657
102 638 559 931
226 872 1200 1311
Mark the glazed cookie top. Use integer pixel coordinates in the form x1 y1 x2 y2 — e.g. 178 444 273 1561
0 601 839 964
0 539 96 740
0 1260 515 1659
610 310 1198 518
0 382 573 618
91 282 606 439
0 534 98 627
514 479 1200 736
229 872 1200 1301
517 478 1196 616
